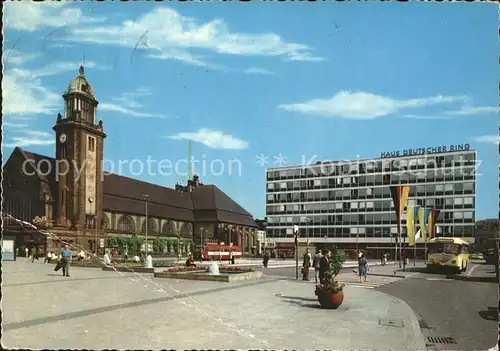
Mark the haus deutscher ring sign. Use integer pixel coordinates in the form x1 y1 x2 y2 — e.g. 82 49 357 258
381 144 471 158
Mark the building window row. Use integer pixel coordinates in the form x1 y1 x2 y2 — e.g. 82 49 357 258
267 184 474 203
267 172 475 191
267 155 476 180
265 211 474 226
266 196 475 214
266 225 474 238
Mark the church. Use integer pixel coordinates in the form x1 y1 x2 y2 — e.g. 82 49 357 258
2 66 259 256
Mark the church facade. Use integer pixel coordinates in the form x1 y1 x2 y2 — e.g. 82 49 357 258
2 66 258 256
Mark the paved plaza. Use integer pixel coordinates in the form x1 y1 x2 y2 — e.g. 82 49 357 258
3 259 426 350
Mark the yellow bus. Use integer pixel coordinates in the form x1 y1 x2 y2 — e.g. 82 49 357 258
426 237 471 274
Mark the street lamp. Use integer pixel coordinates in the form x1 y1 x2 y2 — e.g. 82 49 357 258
200 226 204 262
141 194 151 268
294 224 299 280
262 221 267 254
94 214 98 256
306 217 311 249
87 197 95 253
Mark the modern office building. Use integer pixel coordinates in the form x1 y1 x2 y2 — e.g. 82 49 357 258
265 145 477 256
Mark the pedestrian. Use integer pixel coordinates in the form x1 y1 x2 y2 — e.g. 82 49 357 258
318 249 330 284
25 247 29 258
30 246 37 263
263 251 270 268
312 249 322 283
185 253 196 267
77 250 86 261
382 253 388 266
60 244 72 277
358 251 368 283
103 250 112 266
302 249 312 281
229 250 233 264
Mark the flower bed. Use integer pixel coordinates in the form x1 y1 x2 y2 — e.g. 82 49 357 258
164 265 204 273
153 261 181 268
219 266 254 273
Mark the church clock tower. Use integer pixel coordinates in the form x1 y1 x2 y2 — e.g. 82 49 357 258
53 65 106 236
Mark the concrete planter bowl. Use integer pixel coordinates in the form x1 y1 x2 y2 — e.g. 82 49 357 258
154 268 263 282
315 289 345 309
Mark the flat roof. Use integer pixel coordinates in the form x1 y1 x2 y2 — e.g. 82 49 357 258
266 148 477 171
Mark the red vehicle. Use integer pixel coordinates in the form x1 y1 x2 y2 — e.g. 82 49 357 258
202 243 243 261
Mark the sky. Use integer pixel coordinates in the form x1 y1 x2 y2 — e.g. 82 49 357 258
3 2 499 220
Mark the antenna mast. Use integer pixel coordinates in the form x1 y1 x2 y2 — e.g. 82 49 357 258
188 139 192 182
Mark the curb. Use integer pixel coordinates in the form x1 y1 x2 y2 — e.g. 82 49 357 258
446 275 498 283
373 291 428 351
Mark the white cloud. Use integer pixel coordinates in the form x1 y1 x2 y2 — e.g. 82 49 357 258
286 52 326 62
101 88 164 118
168 128 249 150
3 122 30 128
3 130 55 148
278 91 467 119
474 135 500 145
4 2 105 32
4 49 40 65
3 58 110 118
10 60 109 79
446 106 497 116
244 67 275 75
62 7 323 65
3 68 61 117
99 103 164 119
400 114 452 120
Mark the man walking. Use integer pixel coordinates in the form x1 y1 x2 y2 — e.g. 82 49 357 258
30 246 38 263
302 249 312 281
61 244 72 277
318 249 330 284
312 249 322 283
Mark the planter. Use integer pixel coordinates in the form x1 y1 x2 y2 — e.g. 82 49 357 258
316 290 344 309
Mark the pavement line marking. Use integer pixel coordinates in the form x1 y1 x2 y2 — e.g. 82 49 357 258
466 264 479 277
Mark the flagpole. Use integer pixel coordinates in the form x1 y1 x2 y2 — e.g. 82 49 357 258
414 239 417 267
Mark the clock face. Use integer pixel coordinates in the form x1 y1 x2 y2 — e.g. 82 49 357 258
59 133 67 143
88 196 94 203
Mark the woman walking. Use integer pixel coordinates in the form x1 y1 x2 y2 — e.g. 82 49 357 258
357 251 369 283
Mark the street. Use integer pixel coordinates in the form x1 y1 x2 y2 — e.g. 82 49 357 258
377 261 498 351
261 260 498 351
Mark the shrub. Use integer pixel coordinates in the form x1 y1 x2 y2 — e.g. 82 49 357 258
153 261 180 268
164 265 202 273
219 266 253 273
315 247 346 294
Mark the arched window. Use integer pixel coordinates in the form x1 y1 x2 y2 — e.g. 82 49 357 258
117 215 135 233
180 223 192 237
102 214 110 230
162 221 175 236
141 218 157 234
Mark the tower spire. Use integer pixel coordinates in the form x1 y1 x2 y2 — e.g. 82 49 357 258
79 54 85 76
188 139 192 182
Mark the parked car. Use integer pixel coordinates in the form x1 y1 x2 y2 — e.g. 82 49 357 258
483 248 498 265
469 252 484 260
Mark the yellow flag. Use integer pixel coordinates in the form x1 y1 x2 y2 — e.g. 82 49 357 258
418 207 427 241
400 185 410 214
406 206 415 246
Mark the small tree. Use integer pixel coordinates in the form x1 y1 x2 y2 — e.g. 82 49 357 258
315 247 347 294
